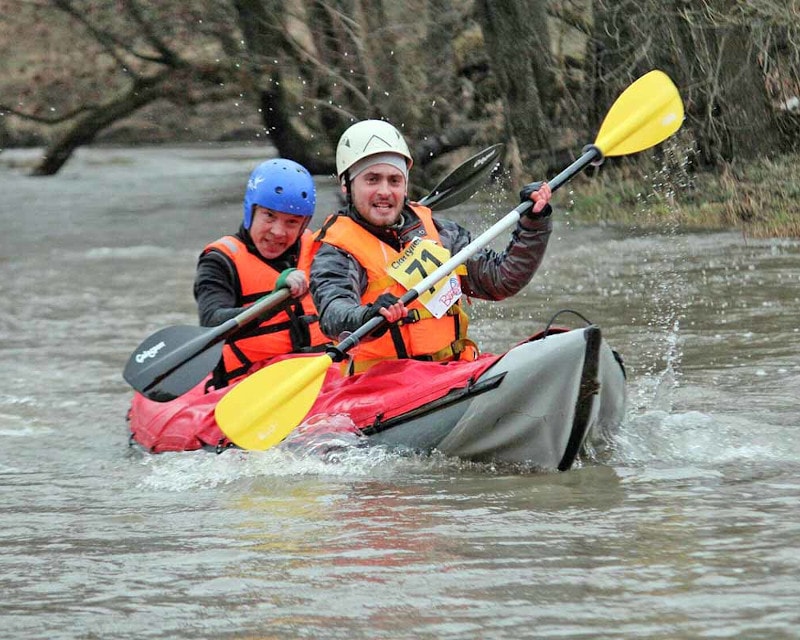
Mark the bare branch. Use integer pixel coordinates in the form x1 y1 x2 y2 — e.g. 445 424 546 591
121 0 181 66
50 0 173 68
0 103 93 123
280 29 372 113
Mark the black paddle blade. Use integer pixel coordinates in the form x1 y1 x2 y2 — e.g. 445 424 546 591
123 325 225 402
419 143 504 211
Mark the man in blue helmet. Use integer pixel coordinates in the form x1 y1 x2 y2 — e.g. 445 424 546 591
194 158 331 387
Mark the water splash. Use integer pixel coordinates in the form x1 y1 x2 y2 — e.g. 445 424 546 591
136 409 549 491
632 141 699 394
136 426 471 492
611 408 800 467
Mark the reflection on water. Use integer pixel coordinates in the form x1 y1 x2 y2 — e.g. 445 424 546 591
1 145 799 639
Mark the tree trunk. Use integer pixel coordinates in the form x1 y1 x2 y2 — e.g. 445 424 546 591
422 0 461 131
33 72 172 176
592 0 786 167
475 0 555 182
357 0 419 127
306 0 364 142
233 0 331 174
688 24 783 164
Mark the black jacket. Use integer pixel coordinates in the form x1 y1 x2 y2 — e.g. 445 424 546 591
193 225 299 327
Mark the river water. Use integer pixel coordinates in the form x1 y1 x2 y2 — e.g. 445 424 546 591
1 145 798 639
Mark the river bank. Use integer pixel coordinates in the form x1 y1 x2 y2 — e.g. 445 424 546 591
2 138 798 238
562 147 800 239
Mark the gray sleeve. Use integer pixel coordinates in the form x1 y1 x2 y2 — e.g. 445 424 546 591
309 243 371 339
436 214 552 300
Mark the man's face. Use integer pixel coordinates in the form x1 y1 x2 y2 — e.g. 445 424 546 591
349 164 407 227
249 206 305 259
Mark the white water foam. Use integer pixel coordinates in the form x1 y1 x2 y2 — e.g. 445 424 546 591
136 443 449 492
85 246 176 260
613 407 800 466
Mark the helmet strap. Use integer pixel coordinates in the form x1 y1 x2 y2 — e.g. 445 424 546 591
246 204 256 230
343 172 353 207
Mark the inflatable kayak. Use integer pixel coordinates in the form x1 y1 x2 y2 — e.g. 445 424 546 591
128 325 626 471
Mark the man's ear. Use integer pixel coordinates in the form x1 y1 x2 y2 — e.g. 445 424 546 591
341 174 352 205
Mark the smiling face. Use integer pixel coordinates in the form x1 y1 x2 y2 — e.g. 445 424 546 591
348 164 407 227
248 206 306 259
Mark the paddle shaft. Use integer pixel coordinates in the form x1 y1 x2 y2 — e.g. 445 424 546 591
330 145 603 360
227 288 292 329
129 288 291 392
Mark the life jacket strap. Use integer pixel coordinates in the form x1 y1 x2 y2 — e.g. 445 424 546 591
400 303 463 324
424 337 480 363
343 337 480 375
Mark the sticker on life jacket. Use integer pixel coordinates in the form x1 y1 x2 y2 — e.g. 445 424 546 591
387 237 462 318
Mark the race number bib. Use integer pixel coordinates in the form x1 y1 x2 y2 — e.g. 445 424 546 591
387 238 462 319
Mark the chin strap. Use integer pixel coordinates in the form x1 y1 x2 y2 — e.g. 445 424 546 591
343 173 353 207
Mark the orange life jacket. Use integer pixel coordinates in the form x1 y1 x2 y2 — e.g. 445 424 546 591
315 204 477 373
203 232 329 383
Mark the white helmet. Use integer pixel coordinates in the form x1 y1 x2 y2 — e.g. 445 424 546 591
336 120 413 180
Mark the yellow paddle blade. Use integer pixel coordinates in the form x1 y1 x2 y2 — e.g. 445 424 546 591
594 70 684 157
214 354 333 450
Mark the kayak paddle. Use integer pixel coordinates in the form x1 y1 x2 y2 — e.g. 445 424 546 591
214 69 685 451
418 143 504 211
123 287 292 402
122 146 502 402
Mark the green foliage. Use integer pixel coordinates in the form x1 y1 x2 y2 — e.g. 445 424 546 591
565 151 800 238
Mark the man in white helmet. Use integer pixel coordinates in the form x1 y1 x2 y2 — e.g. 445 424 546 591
310 119 552 374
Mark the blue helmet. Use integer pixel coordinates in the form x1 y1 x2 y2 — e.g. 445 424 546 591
242 158 316 229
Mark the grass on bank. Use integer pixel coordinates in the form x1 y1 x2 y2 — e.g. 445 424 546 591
561 151 800 239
